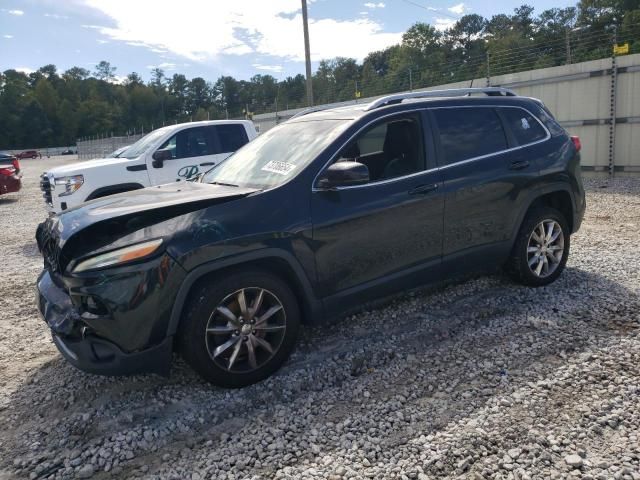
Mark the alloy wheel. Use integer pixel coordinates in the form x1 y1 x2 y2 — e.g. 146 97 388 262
526 219 565 278
204 288 287 373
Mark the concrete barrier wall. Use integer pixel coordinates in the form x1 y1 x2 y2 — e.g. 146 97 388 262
253 53 640 172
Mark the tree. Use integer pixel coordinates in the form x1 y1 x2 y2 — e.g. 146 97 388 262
150 68 166 89
187 77 211 115
63 67 90 81
2 0 639 149
125 72 143 87
94 61 116 82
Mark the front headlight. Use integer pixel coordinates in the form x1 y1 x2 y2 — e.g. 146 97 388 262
54 175 84 197
72 239 163 273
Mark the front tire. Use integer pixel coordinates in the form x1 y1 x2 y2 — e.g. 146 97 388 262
178 269 300 387
505 207 570 287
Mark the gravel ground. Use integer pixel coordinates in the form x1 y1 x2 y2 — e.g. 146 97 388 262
0 157 639 480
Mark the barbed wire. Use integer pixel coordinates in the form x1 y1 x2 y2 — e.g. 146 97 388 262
77 22 640 137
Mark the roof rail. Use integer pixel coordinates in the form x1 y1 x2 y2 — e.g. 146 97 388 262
364 87 517 111
288 105 334 121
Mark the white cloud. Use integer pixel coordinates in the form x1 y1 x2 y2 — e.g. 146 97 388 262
110 75 127 84
97 39 109 44
363 2 385 8
252 64 284 73
434 17 456 31
44 13 69 19
447 3 466 15
15 66 34 74
6 9 24 15
80 0 402 62
3 34 13 39
147 62 178 71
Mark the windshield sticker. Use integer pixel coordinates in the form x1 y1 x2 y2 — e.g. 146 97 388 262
261 160 296 175
520 117 531 130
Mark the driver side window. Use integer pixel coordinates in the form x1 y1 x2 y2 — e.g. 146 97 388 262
158 127 215 160
334 114 425 183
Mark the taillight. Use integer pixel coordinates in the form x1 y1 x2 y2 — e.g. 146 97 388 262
571 136 581 152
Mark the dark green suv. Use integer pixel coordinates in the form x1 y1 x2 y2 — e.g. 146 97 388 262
36 88 585 387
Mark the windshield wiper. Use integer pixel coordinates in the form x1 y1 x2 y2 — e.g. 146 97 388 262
209 181 239 188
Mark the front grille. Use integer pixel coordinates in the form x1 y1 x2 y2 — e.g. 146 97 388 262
36 221 62 273
40 173 52 206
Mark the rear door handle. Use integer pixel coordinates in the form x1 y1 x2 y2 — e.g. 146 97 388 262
409 183 439 195
509 160 530 170
200 162 215 166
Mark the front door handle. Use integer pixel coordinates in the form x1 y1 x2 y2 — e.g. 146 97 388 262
409 183 439 195
509 160 530 170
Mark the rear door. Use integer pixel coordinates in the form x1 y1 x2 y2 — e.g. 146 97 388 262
431 106 533 270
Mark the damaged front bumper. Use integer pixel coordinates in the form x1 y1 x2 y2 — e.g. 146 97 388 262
36 269 173 377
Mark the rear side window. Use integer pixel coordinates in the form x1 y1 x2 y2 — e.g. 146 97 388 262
433 107 507 165
500 108 547 145
214 124 249 153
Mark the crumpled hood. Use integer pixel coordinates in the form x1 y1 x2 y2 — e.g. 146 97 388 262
49 181 258 244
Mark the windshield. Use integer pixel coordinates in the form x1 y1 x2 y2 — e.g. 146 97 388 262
119 128 170 159
203 119 349 189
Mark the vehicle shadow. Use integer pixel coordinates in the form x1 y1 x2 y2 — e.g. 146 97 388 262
0 197 19 205
1 266 638 478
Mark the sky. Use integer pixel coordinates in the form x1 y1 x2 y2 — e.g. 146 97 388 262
0 0 575 82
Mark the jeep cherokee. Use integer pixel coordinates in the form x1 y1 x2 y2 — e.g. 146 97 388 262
35 88 585 387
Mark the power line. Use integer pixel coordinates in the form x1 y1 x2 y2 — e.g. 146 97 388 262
397 0 460 20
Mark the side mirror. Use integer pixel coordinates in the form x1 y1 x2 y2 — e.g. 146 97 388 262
151 149 172 168
317 161 369 189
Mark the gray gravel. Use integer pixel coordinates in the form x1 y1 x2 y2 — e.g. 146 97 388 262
1 157 639 480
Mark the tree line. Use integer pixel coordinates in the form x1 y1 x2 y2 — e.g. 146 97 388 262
1 0 639 149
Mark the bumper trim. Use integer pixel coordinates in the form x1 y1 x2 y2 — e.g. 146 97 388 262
51 333 172 377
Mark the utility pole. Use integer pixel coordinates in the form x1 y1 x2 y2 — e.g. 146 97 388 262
608 26 618 176
301 0 314 106
409 68 413 92
486 52 491 87
565 28 572 65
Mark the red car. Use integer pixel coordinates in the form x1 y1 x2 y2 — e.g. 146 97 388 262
16 150 40 159
0 153 22 195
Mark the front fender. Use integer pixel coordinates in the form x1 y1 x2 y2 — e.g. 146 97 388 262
167 248 323 336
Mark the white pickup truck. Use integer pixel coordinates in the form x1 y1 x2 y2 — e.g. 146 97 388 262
40 120 257 213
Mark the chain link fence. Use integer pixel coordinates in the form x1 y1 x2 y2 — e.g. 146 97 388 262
77 134 144 160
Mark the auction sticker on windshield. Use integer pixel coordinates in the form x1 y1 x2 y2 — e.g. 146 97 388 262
261 160 296 175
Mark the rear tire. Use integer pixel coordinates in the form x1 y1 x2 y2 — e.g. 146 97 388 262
178 269 300 387
505 207 570 287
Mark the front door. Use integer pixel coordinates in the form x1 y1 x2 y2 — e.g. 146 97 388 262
147 125 247 185
311 112 444 311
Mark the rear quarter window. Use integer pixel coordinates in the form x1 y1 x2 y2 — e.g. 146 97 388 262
500 108 547 145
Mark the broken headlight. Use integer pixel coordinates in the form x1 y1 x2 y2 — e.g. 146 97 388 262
72 239 163 273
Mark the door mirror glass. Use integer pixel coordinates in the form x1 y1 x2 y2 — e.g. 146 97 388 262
317 161 370 189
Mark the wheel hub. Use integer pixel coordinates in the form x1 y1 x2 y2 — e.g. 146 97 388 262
204 287 287 373
526 219 565 278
